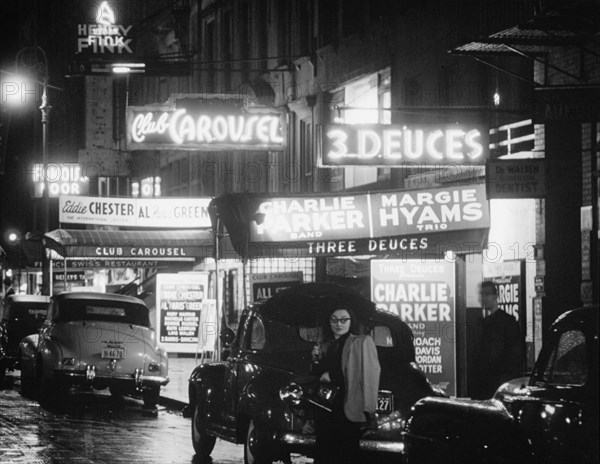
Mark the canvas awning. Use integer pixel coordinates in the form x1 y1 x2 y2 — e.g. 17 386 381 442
210 183 490 260
44 229 216 261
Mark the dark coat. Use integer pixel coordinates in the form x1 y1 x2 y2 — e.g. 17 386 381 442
473 309 522 399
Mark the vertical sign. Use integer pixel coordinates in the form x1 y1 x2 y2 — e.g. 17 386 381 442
371 259 456 396
249 272 303 303
156 273 209 353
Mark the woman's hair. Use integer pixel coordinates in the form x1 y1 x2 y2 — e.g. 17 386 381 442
322 307 360 340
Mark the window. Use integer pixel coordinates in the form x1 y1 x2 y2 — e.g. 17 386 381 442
246 317 266 351
543 330 588 386
371 325 394 347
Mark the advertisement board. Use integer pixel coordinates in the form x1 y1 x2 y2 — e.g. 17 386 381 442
371 259 456 396
156 273 210 353
246 183 489 256
59 196 211 228
249 272 303 303
486 159 546 199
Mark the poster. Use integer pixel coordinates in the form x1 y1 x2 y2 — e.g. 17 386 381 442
482 260 526 332
371 259 456 396
156 273 209 353
249 272 303 303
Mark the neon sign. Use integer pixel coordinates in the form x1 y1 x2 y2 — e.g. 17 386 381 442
77 2 133 54
322 124 488 166
126 106 285 151
32 163 89 198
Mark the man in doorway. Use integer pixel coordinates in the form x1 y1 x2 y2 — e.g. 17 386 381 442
472 280 522 399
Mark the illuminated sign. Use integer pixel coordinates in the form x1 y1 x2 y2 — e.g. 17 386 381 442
59 195 211 228
251 184 489 243
32 163 89 198
322 124 488 166
77 1 133 54
126 104 285 151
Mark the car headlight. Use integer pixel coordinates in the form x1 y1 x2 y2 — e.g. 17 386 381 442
147 362 160 373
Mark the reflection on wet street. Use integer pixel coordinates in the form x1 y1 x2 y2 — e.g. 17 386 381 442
0 374 254 463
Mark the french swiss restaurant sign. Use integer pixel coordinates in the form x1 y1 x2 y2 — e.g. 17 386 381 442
249 183 489 256
59 195 211 228
371 259 457 396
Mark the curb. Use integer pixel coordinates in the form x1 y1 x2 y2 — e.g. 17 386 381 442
158 395 188 412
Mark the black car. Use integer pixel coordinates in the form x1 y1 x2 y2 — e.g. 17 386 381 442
0 295 50 384
185 283 439 464
402 306 599 464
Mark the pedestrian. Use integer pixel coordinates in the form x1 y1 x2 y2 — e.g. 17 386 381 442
311 308 380 464
472 281 522 399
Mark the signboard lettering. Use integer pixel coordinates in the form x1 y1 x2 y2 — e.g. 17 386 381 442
33 163 89 198
249 272 303 303
77 1 133 54
371 259 456 395
322 124 488 166
486 159 545 199
59 195 211 228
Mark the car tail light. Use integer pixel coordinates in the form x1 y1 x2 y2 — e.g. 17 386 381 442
63 358 75 366
148 362 160 372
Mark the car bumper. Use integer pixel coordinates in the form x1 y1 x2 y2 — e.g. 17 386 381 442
276 432 404 454
53 369 169 387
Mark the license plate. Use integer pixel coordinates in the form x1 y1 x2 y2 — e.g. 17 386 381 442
377 390 393 413
102 347 125 359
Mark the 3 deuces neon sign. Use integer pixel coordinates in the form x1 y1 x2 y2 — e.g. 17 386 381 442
322 123 488 166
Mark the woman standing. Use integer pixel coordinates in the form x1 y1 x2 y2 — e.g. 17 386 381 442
312 308 381 464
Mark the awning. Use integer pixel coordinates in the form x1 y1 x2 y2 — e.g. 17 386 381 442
44 229 216 261
210 184 490 260
449 2 600 87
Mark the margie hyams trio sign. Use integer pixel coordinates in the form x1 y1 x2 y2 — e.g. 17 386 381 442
126 104 285 151
322 123 488 166
249 184 489 255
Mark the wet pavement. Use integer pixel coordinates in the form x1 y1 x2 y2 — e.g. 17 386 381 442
0 371 311 464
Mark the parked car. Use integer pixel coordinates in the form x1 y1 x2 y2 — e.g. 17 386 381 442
19 291 169 408
185 283 439 463
402 306 599 464
0 295 50 384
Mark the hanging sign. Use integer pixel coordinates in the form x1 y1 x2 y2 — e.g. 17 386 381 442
371 259 457 396
247 183 489 256
33 163 90 198
59 195 211 228
77 1 133 55
156 273 210 353
126 97 285 151
322 123 488 166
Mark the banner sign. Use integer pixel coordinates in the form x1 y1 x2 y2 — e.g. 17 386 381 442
126 95 285 151
156 273 210 353
66 245 202 259
371 259 457 396
247 183 489 256
59 195 211 228
486 159 545 199
482 260 527 342
249 272 303 303
50 259 168 269
322 123 488 166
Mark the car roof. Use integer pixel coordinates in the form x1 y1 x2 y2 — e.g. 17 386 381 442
5 295 51 304
552 306 598 333
52 291 146 306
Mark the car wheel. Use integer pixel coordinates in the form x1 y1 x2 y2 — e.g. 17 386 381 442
191 401 216 458
142 385 160 409
244 419 273 464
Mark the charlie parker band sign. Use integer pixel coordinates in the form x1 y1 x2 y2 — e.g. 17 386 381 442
248 183 490 256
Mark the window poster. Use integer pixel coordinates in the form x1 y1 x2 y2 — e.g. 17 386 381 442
371 259 456 396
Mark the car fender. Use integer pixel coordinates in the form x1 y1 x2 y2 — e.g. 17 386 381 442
37 334 63 379
19 334 40 378
402 396 534 464
237 372 289 426
188 362 227 409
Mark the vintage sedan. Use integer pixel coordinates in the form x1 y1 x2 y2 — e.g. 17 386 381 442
19 291 169 408
186 283 439 463
402 306 599 464
0 295 50 384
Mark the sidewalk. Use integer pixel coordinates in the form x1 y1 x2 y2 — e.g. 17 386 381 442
158 354 204 409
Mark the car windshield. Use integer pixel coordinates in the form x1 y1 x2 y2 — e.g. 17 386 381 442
55 299 150 327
